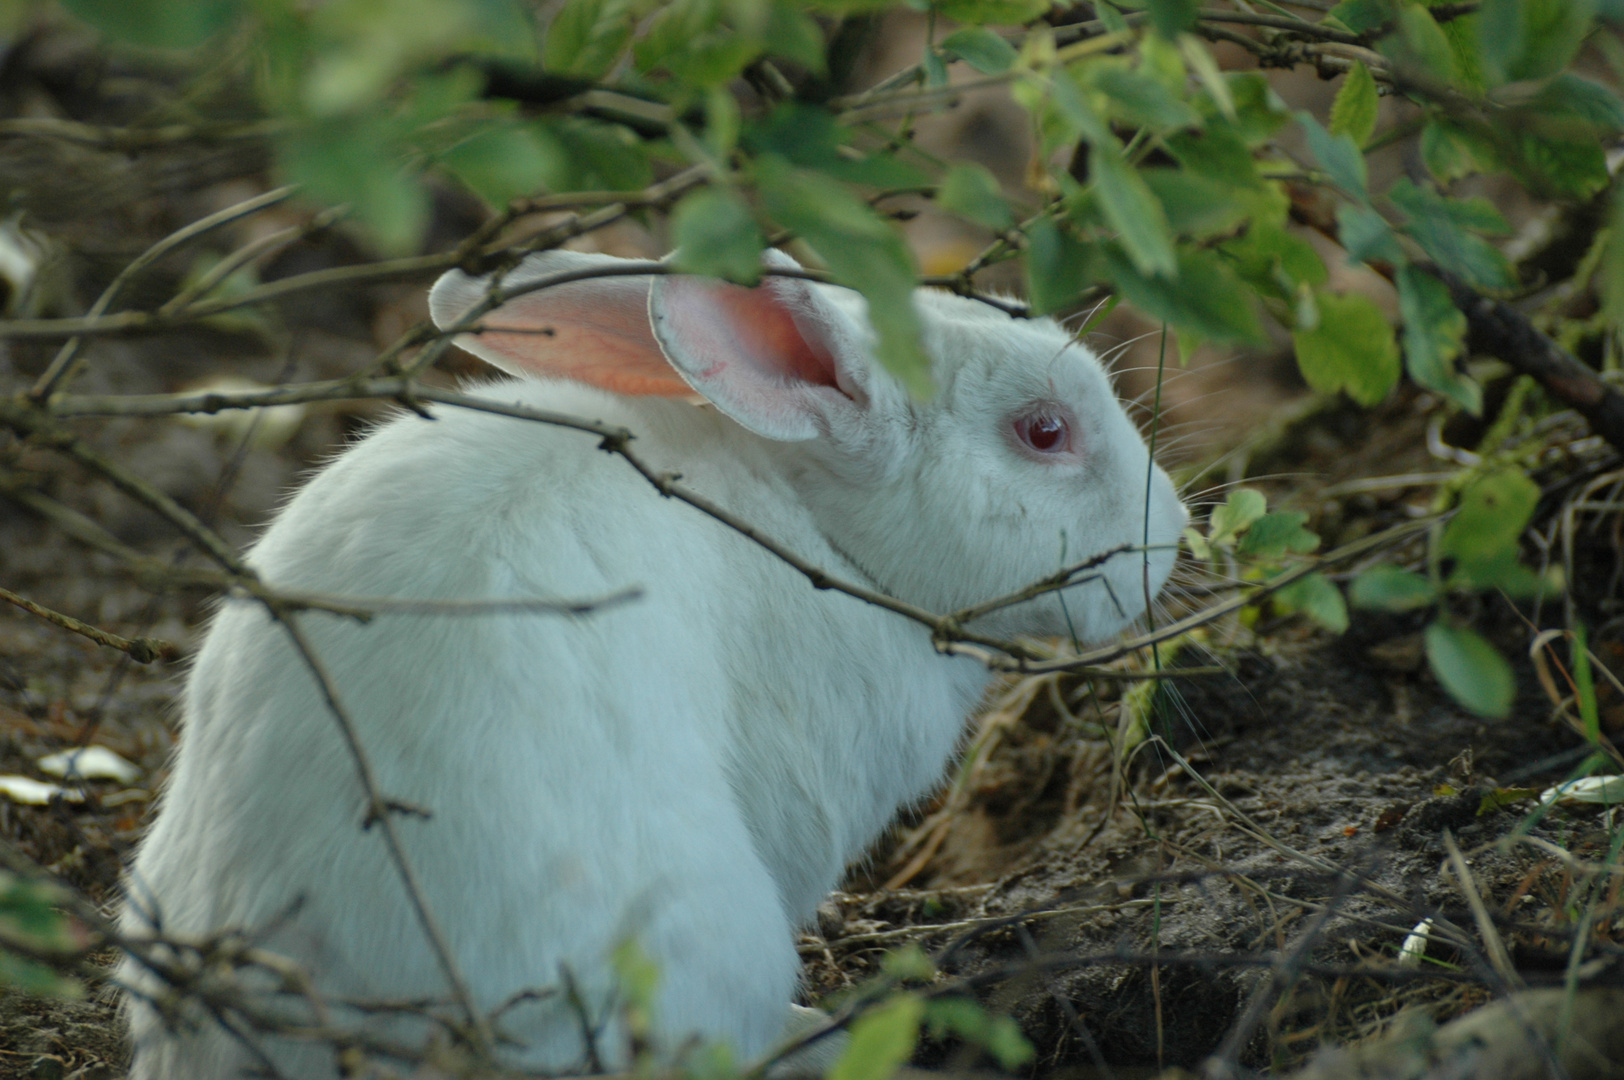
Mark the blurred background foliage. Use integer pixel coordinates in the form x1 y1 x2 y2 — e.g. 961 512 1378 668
2 0 1622 714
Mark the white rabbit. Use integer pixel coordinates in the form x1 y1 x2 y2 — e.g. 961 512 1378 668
120 248 1186 1079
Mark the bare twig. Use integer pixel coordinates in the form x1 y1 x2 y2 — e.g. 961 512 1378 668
269 611 495 1058
0 584 179 663
30 185 298 398
1441 269 1624 456
1443 830 1522 989
0 117 283 148
1204 871 1359 1079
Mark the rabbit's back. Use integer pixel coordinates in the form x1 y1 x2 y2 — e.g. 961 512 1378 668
122 376 982 1077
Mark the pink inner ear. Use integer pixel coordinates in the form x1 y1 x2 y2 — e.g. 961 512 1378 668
709 284 840 389
458 279 694 397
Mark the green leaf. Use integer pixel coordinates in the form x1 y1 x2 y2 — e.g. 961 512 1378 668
745 104 928 188
1329 0 1394 34
765 4 828 72
938 163 1014 230
1387 180 1515 291
1091 66 1203 132
545 118 651 191
1044 68 1112 145
1223 72 1293 144
1528 74 1624 133
633 0 769 86
1444 551 1552 595
1603 189 1624 329
1442 13 1488 93
940 27 1018 73
1350 565 1439 611
1440 468 1540 566
63 0 238 47
1095 1 1131 33
1274 573 1349 633
1575 624 1599 742
1336 203 1405 265
543 0 635 80
880 944 936 981
924 998 1035 1070
1329 61 1379 148
1291 291 1400 406
1091 143 1177 278
1165 123 1262 187
1144 0 1199 38
1479 0 1597 83
935 0 1051 23
755 156 931 394
1225 221 1329 298
1502 128 1611 200
611 939 660 1010
1395 265 1478 414
670 187 766 285
1024 219 1099 315
440 124 566 207
1298 112 1368 201
278 119 429 256
1420 121 1493 184
0 874 82 997
1209 488 1267 545
1382 4 1459 84
1238 511 1320 558
1425 622 1515 718
1105 245 1264 343
830 994 926 1080
1479 786 1541 812
1387 180 1510 235
1141 170 1250 238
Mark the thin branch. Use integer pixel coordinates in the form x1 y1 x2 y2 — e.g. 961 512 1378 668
1441 269 1624 455
1204 872 1359 1079
269 611 495 1058
0 409 495 1063
1443 830 1523 989
231 586 645 622
19 376 1435 677
0 117 283 148
30 185 298 398
158 205 348 317
0 583 179 663
0 397 249 574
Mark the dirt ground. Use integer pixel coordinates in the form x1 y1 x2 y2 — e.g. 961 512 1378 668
1 19 1622 1080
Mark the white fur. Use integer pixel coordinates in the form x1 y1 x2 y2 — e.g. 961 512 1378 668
120 252 1186 1078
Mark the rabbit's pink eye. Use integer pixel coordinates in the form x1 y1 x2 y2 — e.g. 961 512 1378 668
1015 412 1072 454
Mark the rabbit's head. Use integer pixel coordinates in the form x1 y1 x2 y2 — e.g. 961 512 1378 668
431 249 1185 643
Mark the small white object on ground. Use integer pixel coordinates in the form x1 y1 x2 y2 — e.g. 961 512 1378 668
38 746 142 784
0 776 84 805
1538 775 1624 807
1398 917 1433 967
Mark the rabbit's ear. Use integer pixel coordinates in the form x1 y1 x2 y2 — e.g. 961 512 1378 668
650 252 868 442
429 254 694 397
